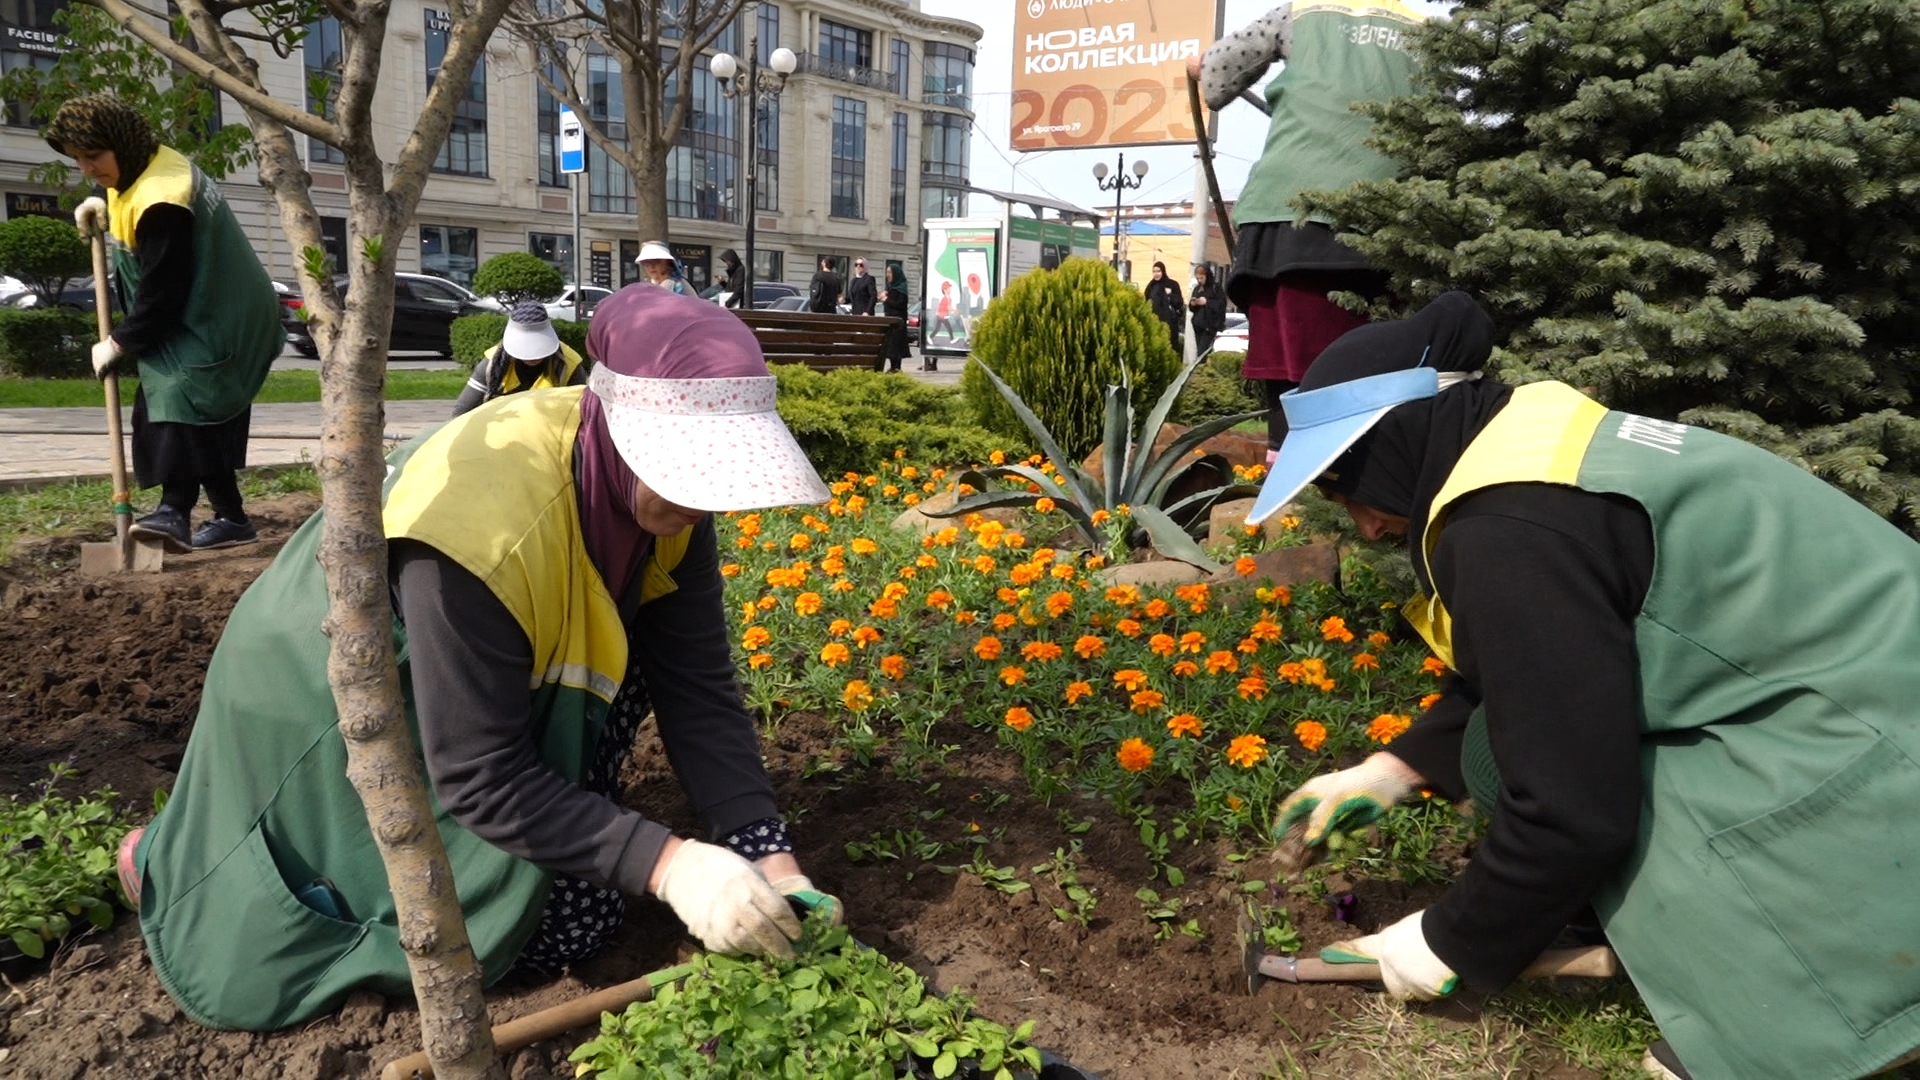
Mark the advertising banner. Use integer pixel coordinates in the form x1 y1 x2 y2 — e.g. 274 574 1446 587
1005 217 1104 281
1011 0 1219 151
921 218 1001 357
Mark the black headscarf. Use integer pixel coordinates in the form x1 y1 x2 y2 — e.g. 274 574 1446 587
1301 292 1509 586
43 95 159 190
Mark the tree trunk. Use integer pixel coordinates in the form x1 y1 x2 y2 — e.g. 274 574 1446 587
633 143 671 243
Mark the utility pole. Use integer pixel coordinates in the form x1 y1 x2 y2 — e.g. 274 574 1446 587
713 8 796 309
1093 153 1148 277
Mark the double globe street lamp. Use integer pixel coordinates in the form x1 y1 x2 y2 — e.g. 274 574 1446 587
1093 155 1149 274
710 41 797 309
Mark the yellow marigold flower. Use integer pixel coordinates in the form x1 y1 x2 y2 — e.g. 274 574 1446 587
1320 616 1355 643
1279 515 1301 530
843 680 876 712
916 553 938 569
880 655 909 680
1206 650 1238 675
1166 713 1204 739
1073 635 1106 659
1000 665 1028 686
990 449 1007 465
794 592 824 616
1422 656 1450 676
1149 633 1177 657
1237 673 1269 700
1367 713 1413 744
1293 721 1328 752
926 589 955 611
1226 734 1269 768
973 555 997 574
1045 591 1074 617
819 642 852 667
852 626 882 649
1257 585 1293 607
1034 496 1057 513
1113 668 1150 692
973 636 1004 660
1178 631 1206 654
789 533 812 551
1116 737 1155 773
1065 680 1093 704
1172 659 1200 677
868 597 900 619
741 600 759 623
992 612 1018 631
720 563 742 578
850 537 879 555
1021 640 1064 662
1419 691 1444 710
1130 689 1165 713
1143 598 1172 619
1367 631 1393 648
1116 618 1143 638
741 626 772 651
1004 706 1035 732
1352 653 1380 671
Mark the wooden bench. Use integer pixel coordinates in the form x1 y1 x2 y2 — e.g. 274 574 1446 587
732 309 903 373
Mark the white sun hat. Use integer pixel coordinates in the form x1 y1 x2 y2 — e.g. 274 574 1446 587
501 300 561 360
636 240 675 265
585 285 830 512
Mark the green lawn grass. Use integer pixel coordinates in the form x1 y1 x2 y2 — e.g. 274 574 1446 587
0 369 466 409
0 466 319 566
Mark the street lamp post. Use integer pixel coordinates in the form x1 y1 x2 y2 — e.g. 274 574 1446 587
711 29 796 309
1093 154 1149 275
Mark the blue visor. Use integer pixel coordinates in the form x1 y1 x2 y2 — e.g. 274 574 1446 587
1246 367 1441 524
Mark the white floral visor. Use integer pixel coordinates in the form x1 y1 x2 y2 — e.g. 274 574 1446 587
588 365 831 512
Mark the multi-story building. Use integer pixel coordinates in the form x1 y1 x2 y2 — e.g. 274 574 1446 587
0 0 981 300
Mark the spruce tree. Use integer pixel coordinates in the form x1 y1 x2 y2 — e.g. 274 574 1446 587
1305 0 1920 533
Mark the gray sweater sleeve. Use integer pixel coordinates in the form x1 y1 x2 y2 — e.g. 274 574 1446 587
1201 3 1292 110
394 539 672 897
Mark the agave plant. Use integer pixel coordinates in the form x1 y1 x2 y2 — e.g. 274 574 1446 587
929 355 1264 570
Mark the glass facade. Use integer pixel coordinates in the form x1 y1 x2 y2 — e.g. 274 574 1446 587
890 38 910 98
529 232 574 281
301 17 344 163
923 42 972 110
889 112 908 225
830 96 866 220
754 2 781 210
426 8 487 176
420 224 478 286
536 63 564 188
819 20 872 69
664 58 737 223
585 53 633 215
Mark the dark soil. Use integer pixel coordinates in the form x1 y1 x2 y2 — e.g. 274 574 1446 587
0 496 1598 1079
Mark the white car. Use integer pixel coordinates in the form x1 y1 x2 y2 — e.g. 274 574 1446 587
1210 312 1250 354
546 284 613 323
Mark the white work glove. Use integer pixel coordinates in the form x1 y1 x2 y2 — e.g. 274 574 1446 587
74 196 107 239
91 337 124 378
1273 752 1419 847
769 873 844 928
1321 909 1458 1000
653 839 803 958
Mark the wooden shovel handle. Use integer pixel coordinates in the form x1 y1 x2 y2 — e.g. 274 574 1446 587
377 963 693 1080
1292 946 1619 984
91 233 134 567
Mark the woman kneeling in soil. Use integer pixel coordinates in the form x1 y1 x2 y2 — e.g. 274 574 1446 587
116 286 841 1030
1252 292 1920 1080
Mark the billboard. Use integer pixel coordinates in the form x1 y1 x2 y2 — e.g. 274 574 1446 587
1005 217 1102 282
1011 0 1218 151
922 218 1002 357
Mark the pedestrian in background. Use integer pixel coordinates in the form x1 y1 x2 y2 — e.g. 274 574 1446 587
879 265 910 373
807 256 843 314
1188 263 1228 356
716 248 746 309
636 240 690 295
1143 261 1185 351
46 94 282 552
451 301 589 417
1197 0 1419 458
845 258 877 317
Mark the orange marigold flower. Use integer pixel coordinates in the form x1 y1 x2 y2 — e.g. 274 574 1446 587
1105 584 1142 606
1178 631 1206 654
996 586 1021 605
736 514 763 537
1206 650 1239 675
741 600 759 623
794 592 824 616
973 555 997 574
989 449 1007 465
973 636 1003 660
1166 713 1204 739
1045 591 1074 617
1021 640 1064 662
1050 563 1076 581
1148 633 1177 657
916 553 938 569
930 526 961 547
1293 721 1328 753
1174 582 1211 613
992 612 1018 631
1000 665 1029 686
851 626 883 649
881 581 909 602
897 566 919 580
1004 706 1035 732
880 655 909 680
748 653 774 670
1167 659 1197 677
1320 616 1355 643
1005 531 1027 549
882 485 900 497
819 556 846 576
1115 618 1144 638
1422 656 1450 677
1073 635 1106 659
1064 680 1094 704
1113 668 1150 692
1237 637 1261 654
757 595 778 611
720 563 742 578
868 597 900 619
1226 734 1269 768
832 579 856 593
1352 653 1380 671
1116 737 1155 773
1143 598 1172 619
1249 617 1283 644
1009 562 1044 586
819 643 852 667
789 533 813 551
1237 673 1269 700
1034 496 1057 513
927 589 955 611
955 610 978 625
850 537 879 555
741 626 772 651
1419 691 1444 710
1367 631 1393 648
1234 555 1258 577
842 680 876 712
1091 509 1112 526
1367 713 1413 744
1130 689 1165 713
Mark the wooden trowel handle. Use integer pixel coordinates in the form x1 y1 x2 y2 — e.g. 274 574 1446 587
1289 946 1618 984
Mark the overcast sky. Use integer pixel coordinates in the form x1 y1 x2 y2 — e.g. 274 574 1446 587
915 0 1453 218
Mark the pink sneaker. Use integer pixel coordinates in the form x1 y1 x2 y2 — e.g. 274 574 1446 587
117 827 145 908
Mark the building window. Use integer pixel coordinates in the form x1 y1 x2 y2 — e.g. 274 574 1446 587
754 2 781 211
924 42 973 110
318 216 348 275
890 38 910 98
1 0 60 128
586 53 634 215
819 20 872 69
426 8 487 176
301 16 344 162
922 186 967 221
419 224 478 287
664 58 737 223
529 232 573 282
754 248 783 285
922 111 968 185
536 63 564 188
830 96 866 220
889 112 908 225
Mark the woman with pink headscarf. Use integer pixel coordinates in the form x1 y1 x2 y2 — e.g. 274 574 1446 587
116 286 839 1031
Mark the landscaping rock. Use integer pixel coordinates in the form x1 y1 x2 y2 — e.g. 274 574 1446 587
1206 497 1302 548
889 485 1018 536
1210 542 1341 606
1094 559 1210 588
1080 424 1267 487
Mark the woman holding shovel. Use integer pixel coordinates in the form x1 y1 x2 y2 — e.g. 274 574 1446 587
117 286 842 1030
44 95 282 551
1248 292 1920 1080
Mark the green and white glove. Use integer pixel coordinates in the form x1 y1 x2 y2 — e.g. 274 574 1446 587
1322 908 1458 1000
653 839 803 958
1273 752 1419 846
770 873 844 928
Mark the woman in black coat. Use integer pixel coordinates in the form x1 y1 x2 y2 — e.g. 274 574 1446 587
1143 261 1185 350
1187 264 1228 355
879 265 911 372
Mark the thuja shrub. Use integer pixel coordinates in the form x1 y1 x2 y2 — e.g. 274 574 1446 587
773 364 1019 479
0 308 93 378
963 258 1179 459
448 313 586 369
471 251 565 305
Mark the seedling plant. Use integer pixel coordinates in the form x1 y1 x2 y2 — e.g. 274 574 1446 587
1 764 134 959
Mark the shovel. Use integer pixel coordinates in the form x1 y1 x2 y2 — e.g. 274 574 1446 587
78 228 164 576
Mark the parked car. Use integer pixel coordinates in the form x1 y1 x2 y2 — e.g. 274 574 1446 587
1211 312 1250 355
906 302 922 346
545 284 613 323
4 276 100 311
704 281 805 310
282 272 500 359
764 295 808 312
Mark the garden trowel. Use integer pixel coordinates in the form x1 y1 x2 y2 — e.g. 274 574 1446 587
1239 911 1619 994
77 230 163 577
